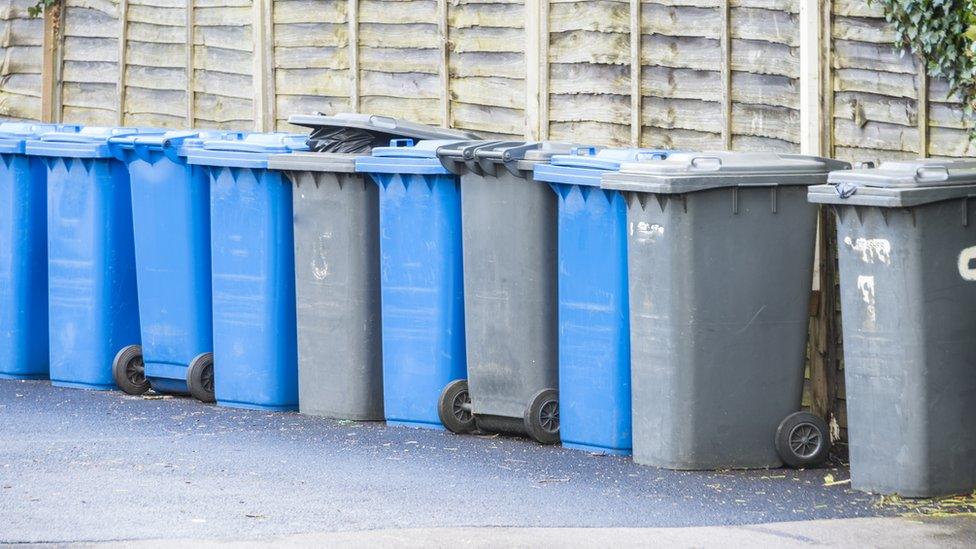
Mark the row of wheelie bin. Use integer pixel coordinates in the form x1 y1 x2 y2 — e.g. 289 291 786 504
1 117 974 498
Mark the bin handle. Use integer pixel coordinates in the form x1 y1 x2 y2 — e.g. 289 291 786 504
688 156 723 171
636 151 667 162
389 138 414 148
571 146 597 157
915 166 950 182
368 115 398 130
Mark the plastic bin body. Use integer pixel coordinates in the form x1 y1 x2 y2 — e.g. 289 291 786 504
810 160 976 497
438 141 572 435
112 131 242 393
186 134 306 410
25 126 162 390
0 123 78 379
270 114 477 421
355 139 468 429
274 155 383 420
602 152 843 469
533 148 669 454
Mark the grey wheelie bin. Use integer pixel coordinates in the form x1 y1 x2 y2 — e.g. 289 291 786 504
436 141 575 444
809 159 976 497
267 113 477 420
601 152 849 469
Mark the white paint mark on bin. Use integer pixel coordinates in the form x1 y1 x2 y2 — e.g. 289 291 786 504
856 275 876 330
844 237 892 265
312 232 332 280
635 222 664 243
958 246 976 281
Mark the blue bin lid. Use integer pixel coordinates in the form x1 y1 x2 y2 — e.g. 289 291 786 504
110 130 247 158
0 123 81 154
25 126 165 159
355 138 477 175
186 132 308 169
533 147 672 187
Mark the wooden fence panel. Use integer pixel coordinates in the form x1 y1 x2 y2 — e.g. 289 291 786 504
0 0 44 120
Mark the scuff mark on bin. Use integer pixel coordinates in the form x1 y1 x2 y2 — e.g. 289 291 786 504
856 275 876 329
843 236 891 265
312 232 332 280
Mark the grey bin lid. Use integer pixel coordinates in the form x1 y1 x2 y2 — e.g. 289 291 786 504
601 151 850 194
810 158 976 208
267 152 361 174
472 141 577 176
288 113 480 141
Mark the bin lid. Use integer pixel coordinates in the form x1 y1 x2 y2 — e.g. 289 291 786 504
354 139 475 175
25 126 165 159
186 133 308 169
533 147 672 188
809 159 976 208
601 151 850 194
469 141 577 178
434 140 503 175
0 123 81 154
288 113 481 145
110 130 247 155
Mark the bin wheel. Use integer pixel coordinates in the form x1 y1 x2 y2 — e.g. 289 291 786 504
186 352 216 404
776 411 830 468
524 388 560 445
438 379 476 434
112 344 150 395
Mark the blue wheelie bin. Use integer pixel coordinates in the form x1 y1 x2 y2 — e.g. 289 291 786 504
109 131 244 401
25 126 164 390
0 123 80 380
186 133 307 411
532 147 670 455
354 139 473 429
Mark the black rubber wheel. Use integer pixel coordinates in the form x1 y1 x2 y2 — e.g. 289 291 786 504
776 411 830 468
112 344 150 395
438 379 476 434
523 388 560 445
186 352 216 403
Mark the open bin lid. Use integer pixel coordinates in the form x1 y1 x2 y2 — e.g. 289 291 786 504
25 126 164 159
534 147 672 188
288 113 481 153
186 133 308 170
354 139 477 175
601 151 850 194
810 159 976 208
0 123 81 154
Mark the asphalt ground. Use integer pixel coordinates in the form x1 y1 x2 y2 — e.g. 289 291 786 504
0 379 897 544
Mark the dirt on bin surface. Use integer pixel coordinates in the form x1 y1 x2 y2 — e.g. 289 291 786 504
1 379 974 546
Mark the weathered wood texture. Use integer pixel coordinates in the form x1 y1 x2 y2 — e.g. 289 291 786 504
123 0 186 127
638 0 801 151
60 0 120 125
190 0 253 128
31 0 976 156
448 0 526 137
830 0 974 162
272 0 350 131
0 0 44 120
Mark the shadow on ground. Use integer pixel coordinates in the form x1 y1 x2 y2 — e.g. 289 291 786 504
1 379 892 543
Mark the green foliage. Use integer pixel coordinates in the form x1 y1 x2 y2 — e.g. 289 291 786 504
873 0 976 139
27 0 58 18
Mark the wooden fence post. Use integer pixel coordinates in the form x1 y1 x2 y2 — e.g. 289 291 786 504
251 0 274 131
630 0 641 146
40 0 64 123
719 0 731 150
438 0 450 128
348 0 359 113
116 0 129 126
186 0 194 127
